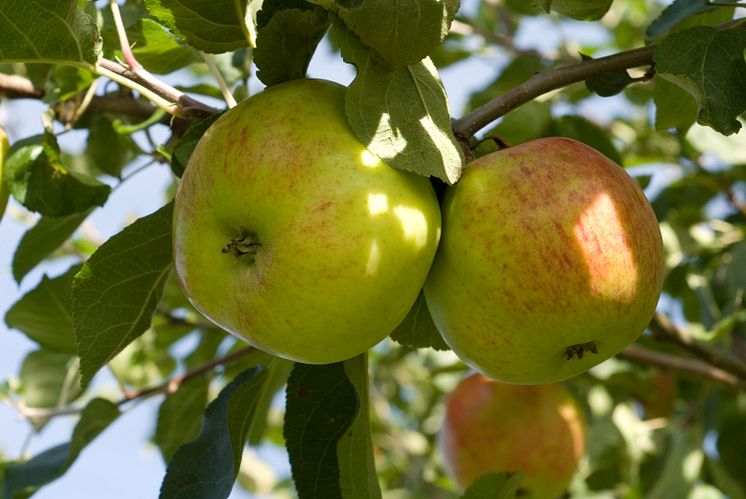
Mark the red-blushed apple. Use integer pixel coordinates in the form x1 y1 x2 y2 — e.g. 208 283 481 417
172 79 441 364
424 137 664 383
439 373 586 497
0 128 9 221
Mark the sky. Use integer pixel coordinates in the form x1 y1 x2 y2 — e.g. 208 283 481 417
0 12 645 499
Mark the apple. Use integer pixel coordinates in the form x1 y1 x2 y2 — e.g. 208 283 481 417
0 127 9 221
439 373 586 497
172 79 441 364
424 137 664 383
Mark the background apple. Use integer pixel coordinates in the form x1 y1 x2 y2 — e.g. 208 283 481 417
425 137 664 383
439 373 587 497
173 79 441 364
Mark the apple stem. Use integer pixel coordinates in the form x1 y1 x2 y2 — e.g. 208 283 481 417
222 232 261 263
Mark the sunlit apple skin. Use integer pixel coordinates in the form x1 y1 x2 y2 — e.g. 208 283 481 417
439 373 586 497
173 79 441 364
424 137 663 383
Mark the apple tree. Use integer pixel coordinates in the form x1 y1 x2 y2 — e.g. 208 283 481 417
1 0 746 498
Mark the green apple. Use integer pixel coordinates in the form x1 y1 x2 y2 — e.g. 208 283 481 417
172 79 441 364
0 127 9 221
424 137 663 383
439 373 586 497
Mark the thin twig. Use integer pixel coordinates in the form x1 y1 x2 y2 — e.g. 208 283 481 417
109 0 142 71
619 344 746 391
12 345 257 421
105 0 217 118
119 345 256 403
68 78 100 125
0 73 45 99
97 58 218 118
201 52 238 108
95 61 182 117
649 313 746 380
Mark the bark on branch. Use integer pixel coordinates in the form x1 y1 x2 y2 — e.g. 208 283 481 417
12 345 256 422
451 45 656 140
619 344 746 392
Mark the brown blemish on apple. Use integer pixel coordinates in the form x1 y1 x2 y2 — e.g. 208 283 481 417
563 341 599 360
313 200 332 212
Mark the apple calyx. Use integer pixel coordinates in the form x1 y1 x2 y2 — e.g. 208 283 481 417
221 231 261 263
564 341 599 360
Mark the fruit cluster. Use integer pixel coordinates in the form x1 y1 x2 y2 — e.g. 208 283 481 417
172 78 663 497
173 78 664 384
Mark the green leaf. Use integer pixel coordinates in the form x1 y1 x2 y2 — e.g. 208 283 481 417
144 0 252 53
547 115 623 165
85 115 141 177
285 362 359 499
646 424 704 499
4 444 70 499
337 355 381 499
390 291 449 350
584 417 628 488
128 19 201 75
170 114 222 177
19 349 81 410
159 367 268 499
3 398 119 499
72 202 174 387
247 358 294 445
257 0 316 27
725 240 746 295
716 408 746 496
654 77 698 131
332 22 463 183
11 210 90 283
646 0 712 40
581 54 635 97
254 9 329 86
0 0 101 68
707 457 746 499
45 66 95 104
653 26 746 136
3 133 111 217
461 472 522 499
5 264 79 354
535 0 613 20
336 0 459 69
646 0 735 41
154 376 210 463
486 100 553 146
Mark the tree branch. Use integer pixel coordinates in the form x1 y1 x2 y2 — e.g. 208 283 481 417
619 344 746 391
649 312 746 380
0 73 45 99
451 44 656 139
11 345 257 422
96 58 220 118
119 345 256 402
